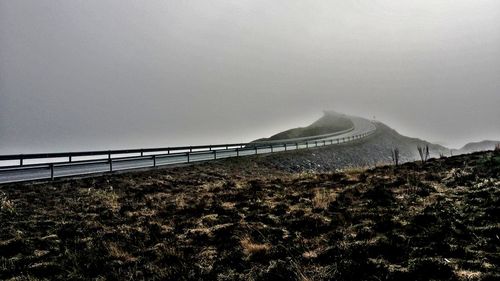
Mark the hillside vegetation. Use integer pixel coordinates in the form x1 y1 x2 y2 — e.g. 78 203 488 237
1 149 499 280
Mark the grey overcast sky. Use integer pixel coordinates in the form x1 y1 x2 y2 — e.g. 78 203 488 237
1 0 499 154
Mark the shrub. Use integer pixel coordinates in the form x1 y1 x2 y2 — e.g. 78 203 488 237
0 192 15 214
312 188 337 210
240 237 270 256
417 145 430 163
391 148 400 166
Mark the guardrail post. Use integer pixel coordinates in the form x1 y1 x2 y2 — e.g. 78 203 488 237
153 155 157 167
167 148 170 155
270 145 274 153
140 149 144 157
296 143 298 149
189 146 192 153
254 146 258 154
109 159 113 172
187 152 190 163
315 141 318 147
226 145 229 150
306 142 309 148
284 144 287 151
323 140 326 146
20 155 24 166
50 164 54 180
108 151 111 160
214 150 217 159
337 139 339 144
236 148 240 157
69 155 72 163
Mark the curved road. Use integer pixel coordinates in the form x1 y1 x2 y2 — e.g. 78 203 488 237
0 117 376 184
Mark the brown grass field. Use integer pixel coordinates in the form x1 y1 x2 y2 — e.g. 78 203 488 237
1 151 499 280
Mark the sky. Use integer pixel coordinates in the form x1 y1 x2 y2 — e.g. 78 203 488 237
1 0 499 154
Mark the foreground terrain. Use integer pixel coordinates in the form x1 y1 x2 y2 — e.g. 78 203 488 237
0 150 499 280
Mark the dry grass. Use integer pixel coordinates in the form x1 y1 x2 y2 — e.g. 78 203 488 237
0 192 15 214
312 188 337 210
201 180 226 192
455 269 482 280
92 189 120 211
174 193 187 209
240 237 271 256
302 250 319 259
106 242 137 262
341 166 369 173
2 151 499 280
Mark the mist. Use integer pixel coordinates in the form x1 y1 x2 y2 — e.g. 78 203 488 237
1 0 499 154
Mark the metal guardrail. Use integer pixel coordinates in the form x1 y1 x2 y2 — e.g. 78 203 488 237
0 126 356 166
0 126 376 183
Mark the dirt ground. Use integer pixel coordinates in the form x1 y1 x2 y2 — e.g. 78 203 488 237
0 150 499 280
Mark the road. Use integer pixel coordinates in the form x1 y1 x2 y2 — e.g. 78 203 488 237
0 117 376 184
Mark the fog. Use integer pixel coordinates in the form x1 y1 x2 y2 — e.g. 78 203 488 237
1 0 499 154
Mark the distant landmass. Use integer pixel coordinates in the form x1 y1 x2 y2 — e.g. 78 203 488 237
458 140 500 154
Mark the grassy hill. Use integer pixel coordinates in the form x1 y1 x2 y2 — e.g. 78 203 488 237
255 111 353 142
1 148 499 280
1 112 498 280
245 120 452 173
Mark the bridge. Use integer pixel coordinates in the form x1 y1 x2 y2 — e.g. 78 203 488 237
0 117 376 184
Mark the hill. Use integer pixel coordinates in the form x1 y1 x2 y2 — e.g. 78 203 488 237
1 147 499 280
246 119 451 173
458 140 500 154
254 111 353 142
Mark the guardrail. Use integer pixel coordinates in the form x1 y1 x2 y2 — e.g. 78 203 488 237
0 126 376 183
0 126 356 167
